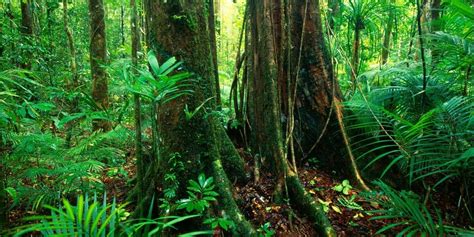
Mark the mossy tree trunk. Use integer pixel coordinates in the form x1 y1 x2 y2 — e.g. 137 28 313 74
248 0 287 188
208 0 222 107
246 0 337 235
287 0 368 189
88 0 111 132
144 1 252 235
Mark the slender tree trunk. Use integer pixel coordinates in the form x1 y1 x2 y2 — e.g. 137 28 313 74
63 0 80 146
145 2 252 235
121 1 125 46
20 0 34 69
381 0 395 65
20 0 34 35
416 0 428 112
208 0 221 107
88 0 111 131
350 27 362 87
130 0 144 217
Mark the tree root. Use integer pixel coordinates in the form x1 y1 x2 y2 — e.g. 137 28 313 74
286 173 336 237
216 125 248 183
210 158 256 236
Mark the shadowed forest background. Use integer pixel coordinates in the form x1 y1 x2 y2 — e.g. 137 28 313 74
0 0 473 236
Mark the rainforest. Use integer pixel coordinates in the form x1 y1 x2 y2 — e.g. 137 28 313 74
0 0 473 236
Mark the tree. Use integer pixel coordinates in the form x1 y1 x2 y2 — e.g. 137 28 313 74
381 0 395 65
20 0 34 36
208 0 221 107
130 0 144 217
143 1 252 235
63 0 79 146
88 0 111 131
246 0 341 235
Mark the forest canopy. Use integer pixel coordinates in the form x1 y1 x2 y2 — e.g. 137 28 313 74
0 0 473 236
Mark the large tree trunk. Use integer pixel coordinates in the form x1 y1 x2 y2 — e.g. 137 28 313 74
287 0 367 190
88 0 111 131
247 0 336 235
145 1 252 235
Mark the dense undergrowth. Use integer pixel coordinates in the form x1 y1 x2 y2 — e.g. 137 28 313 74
1 0 473 236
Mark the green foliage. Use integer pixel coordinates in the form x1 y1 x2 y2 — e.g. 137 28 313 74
126 51 193 105
256 222 276 237
177 174 218 213
203 217 235 231
12 193 209 237
367 181 474 236
184 97 214 121
333 180 353 195
159 153 185 214
338 195 363 211
14 194 127 237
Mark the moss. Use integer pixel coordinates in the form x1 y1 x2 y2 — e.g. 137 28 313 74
211 159 256 236
215 124 248 183
286 175 336 237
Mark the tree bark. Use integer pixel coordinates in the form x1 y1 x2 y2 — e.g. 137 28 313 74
20 0 34 35
63 0 80 146
350 26 362 87
88 0 111 131
208 0 222 107
145 1 252 235
130 0 144 217
381 0 395 65
20 0 34 69
247 0 337 235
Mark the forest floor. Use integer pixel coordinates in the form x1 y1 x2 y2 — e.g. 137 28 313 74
234 149 396 236
6 143 470 236
5 148 396 236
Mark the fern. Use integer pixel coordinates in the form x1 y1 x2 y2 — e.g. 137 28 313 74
367 181 474 236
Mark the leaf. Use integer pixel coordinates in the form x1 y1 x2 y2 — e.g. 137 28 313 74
331 205 343 214
333 184 343 192
147 51 161 76
343 187 350 195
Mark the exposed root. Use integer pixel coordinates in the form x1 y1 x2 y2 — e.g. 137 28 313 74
211 158 256 236
286 173 336 237
216 125 249 183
